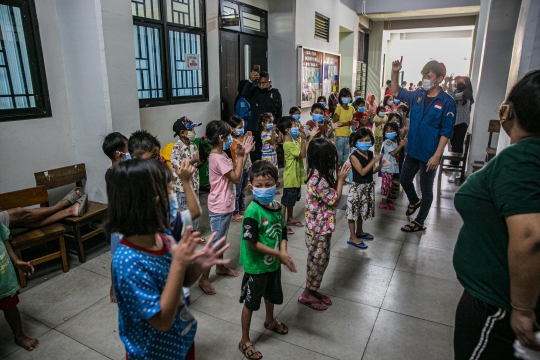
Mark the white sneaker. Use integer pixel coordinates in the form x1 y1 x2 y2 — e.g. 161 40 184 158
448 173 456 183
455 171 461 179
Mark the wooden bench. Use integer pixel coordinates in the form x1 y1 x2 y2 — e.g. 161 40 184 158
35 164 108 263
485 120 500 162
0 186 68 287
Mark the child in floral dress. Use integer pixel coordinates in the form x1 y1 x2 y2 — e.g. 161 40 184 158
298 138 351 311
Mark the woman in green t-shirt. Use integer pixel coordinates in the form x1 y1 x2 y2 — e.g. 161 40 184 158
453 70 540 359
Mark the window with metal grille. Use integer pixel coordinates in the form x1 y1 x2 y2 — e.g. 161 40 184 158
0 0 50 122
314 12 329 42
132 0 208 107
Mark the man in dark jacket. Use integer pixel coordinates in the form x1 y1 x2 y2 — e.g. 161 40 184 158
242 70 283 161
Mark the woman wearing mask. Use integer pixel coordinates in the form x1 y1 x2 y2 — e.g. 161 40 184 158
444 76 474 183
453 69 540 360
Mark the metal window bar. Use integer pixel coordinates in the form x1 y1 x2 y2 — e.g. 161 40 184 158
134 25 163 99
132 0 160 20
169 30 202 97
167 0 201 28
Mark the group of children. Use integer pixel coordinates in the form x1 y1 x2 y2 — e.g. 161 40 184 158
0 86 412 359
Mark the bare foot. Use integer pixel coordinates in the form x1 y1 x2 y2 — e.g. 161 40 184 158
68 202 80 217
110 285 116 303
300 292 327 310
312 290 332 305
215 267 238 277
198 279 216 295
14 334 39 351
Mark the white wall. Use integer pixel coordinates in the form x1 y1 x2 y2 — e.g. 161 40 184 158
339 29 355 93
366 21 384 103
363 0 480 13
0 0 75 194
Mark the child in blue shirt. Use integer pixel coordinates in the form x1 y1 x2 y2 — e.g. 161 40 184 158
107 158 229 360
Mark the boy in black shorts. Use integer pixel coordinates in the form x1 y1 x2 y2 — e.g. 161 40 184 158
238 161 297 360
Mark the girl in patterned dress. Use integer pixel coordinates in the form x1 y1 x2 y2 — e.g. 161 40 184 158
258 113 278 166
347 128 386 249
299 138 351 311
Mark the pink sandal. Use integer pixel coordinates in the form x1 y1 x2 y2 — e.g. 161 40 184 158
379 203 396 211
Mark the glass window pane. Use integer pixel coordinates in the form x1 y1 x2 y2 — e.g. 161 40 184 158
0 4 36 109
131 0 160 20
242 12 263 32
166 0 203 28
169 30 203 97
133 25 163 99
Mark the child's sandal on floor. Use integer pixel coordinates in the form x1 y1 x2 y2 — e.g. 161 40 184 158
264 319 288 335
239 342 263 359
232 214 243 222
379 203 396 211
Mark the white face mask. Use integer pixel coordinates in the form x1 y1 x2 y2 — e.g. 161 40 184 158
422 78 438 91
378 111 386 118
186 130 196 142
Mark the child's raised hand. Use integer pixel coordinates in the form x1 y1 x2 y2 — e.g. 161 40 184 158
193 232 231 270
245 130 252 138
331 122 343 129
308 126 320 138
280 252 297 273
374 153 382 162
174 159 195 181
242 135 255 154
15 260 34 276
338 161 351 180
381 157 391 167
169 227 203 268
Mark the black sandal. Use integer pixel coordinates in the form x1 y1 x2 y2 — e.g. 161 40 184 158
405 200 422 216
401 221 426 232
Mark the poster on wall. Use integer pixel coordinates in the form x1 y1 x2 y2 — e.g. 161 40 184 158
301 49 323 108
323 53 340 97
186 54 200 70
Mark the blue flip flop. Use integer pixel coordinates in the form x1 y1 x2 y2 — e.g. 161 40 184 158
357 233 374 240
347 239 368 249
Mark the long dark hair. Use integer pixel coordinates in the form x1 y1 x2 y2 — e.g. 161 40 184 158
200 120 231 164
306 138 337 188
106 158 170 236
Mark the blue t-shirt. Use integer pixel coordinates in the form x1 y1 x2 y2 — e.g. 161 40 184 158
397 88 456 163
112 233 197 360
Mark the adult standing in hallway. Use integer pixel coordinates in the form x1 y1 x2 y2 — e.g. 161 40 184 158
453 69 540 359
443 75 474 183
242 70 283 162
390 57 456 232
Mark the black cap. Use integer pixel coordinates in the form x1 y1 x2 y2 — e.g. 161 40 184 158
173 116 202 136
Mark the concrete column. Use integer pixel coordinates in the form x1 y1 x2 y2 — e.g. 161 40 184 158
365 21 384 101
497 0 540 151
468 0 521 171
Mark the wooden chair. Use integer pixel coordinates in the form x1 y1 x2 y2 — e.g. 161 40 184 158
438 133 472 194
34 164 108 263
485 120 501 162
0 186 68 287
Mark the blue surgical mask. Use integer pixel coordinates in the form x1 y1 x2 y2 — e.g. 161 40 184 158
235 129 244 136
387 101 393 106
312 114 325 122
292 114 301 121
168 193 178 225
378 112 386 118
252 185 277 205
358 107 365 113
341 97 352 104
385 132 397 140
290 127 299 138
125 153 131 160
356 141 372 151
319 102 326 108
393 99 400 104
266 123 273 131
223 135 233 150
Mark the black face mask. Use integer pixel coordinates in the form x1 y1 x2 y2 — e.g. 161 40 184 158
456 83 466 90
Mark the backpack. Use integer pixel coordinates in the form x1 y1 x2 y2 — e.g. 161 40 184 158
235 97 251 121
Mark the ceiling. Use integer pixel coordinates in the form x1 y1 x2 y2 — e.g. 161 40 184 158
364 5 480 21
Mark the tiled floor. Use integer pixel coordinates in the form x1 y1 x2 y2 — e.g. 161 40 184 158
0 175 464 359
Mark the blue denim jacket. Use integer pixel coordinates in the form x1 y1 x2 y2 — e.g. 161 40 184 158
398 88 457 163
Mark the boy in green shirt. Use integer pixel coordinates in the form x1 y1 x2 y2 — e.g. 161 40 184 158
238 160 297 360
0 223 39 351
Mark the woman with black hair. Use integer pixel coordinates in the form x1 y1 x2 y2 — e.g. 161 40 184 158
444 75 474 182
453 69 540 359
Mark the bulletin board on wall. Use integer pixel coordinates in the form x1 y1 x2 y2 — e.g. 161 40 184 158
297 46 341 108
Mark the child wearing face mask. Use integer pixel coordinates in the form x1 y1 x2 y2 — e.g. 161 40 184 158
333 88 355 168
197 120 254 295
382 95 396 113
227 116 252 222
305 102 337 140
278 116 313 235
258 112 278 167
347 128 385 249
316 96 331 119
373 105 388 154
379 122 408 210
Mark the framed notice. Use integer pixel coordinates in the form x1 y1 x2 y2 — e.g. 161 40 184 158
186 54 200 70
297 46 340 108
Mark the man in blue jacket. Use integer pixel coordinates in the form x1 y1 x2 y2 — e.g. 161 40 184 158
242 70 283 161
391 58 456 232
